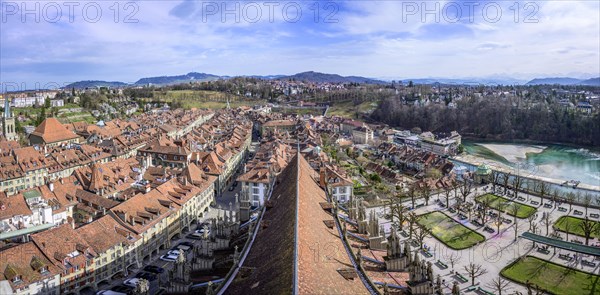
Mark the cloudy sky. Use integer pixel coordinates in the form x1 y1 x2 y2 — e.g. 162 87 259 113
1 0 599 88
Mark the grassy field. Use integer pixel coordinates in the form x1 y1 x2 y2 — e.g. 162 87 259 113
417 211 485 250
501 256 600 295
476 194 537 218
151 90 265 109
554 216 600 239
327 100 380 118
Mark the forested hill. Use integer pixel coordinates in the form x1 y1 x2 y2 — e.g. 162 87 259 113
371 97 600 146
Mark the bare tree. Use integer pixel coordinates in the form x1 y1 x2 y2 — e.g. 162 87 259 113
509 203 520 240
459 179 473 202
463 262 488 286
537 181 550 204
388 194 407 231
578 217 598 246
583 193 592 216
564 218 572 241
408 186 417 209
446 252 460 272
566 192 576 213
551 189 562 208
511 174 523 199
527 214 537 232
407 212 418 240
491 171 501 192
479 196 494 223
542 213 553 236
415 225 431 247
502 173 511 194
443 185 453 208
487 275 512 295
419 183 432 206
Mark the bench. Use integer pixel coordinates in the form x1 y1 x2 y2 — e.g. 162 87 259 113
437 260 448 269
559 254 573 261
479 287 496 295
456 273 469 282
421 250 433 258
582 260 596 267
590 214 600 219
558 207 567 212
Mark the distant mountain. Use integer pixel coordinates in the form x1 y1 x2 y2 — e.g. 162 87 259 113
526 77 585 85
134 72 221 85
65 80 128 89
278 71 386 84
579 77 600 86
398 78 525 86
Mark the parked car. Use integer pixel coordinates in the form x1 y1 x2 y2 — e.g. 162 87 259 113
143 265 165 274
160 254 178 262
123 278 140 288
167 249 182 256
179 241 194 248
97 290 128 295
195 228 211 236
187 233 203 240
135 272 157 281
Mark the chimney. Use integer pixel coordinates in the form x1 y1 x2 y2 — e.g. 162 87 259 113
319 167 327 188
49 182 54 192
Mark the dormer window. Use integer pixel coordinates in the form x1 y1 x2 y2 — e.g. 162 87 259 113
11 275 21 283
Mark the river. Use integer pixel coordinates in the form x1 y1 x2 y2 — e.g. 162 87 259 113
452 141 600 197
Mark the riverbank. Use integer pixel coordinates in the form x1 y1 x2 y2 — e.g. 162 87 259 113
452 154 600 193
476 143 546 163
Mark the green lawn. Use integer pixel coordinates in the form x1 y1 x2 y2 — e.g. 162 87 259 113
417 211 485 250
476 194 537 218
501 256 600 295
554 216 600 239
327 100 380 118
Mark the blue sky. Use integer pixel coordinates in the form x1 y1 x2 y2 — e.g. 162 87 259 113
1 0 599 89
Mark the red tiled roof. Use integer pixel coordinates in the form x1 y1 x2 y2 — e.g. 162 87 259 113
30 118 78 144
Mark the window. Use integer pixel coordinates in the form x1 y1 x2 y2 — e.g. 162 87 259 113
252 188 259 194
338 187 346 194
11 276 21 283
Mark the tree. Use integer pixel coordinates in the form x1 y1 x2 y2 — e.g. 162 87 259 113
446 252 460 272
408 186 417 209
479 196 494 223
511 174 523 199
509 203 520 240
551 189 562 207
578 217 598 246
388 195 407 231
583 193 592 216
564 218 573 241
419 183 432 206
415 225 430 247
502 173 511 194
527 214 537 232
459 179 473 202
407 212 418 240
426 168 442 179
487 275 511 295
541 213 553 236
463 262 488 286
443 185 453 208
536 181 549 204
566 192 576 213
491 171 502 192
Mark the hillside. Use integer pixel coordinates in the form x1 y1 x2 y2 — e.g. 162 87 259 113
526 77 585 85
134 72 221 85
278 71 386 84
579 77 600 86
65 80 128 89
